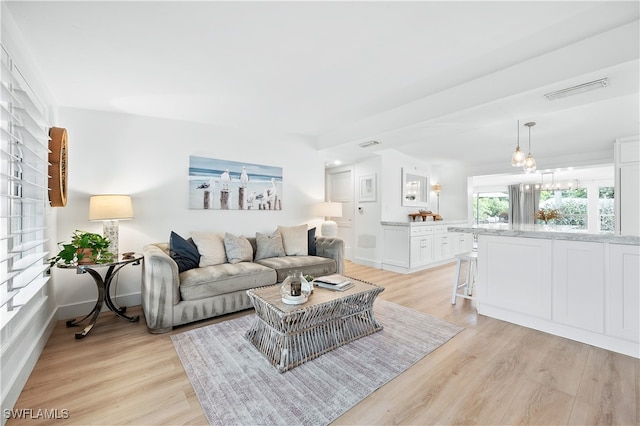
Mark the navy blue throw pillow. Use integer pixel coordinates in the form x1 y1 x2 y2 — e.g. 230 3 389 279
307 227 317 256
169 231 200 273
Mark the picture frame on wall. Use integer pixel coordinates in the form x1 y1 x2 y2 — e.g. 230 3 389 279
188 155 283 210
359 174 376 202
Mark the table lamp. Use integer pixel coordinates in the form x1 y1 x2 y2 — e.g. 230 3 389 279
317 201 343 237
89 194 134 258
432 184 441 214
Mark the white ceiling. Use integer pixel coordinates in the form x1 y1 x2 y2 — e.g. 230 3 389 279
5 1 640 177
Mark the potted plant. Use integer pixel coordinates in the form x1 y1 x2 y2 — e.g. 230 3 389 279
49 230 114 266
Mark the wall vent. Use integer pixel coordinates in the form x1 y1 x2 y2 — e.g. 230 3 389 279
544 78 609 101
359 140 381 148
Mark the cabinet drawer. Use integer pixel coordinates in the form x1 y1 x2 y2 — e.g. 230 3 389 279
410 226 434 237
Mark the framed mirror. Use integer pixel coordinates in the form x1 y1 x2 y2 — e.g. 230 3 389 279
402 168 430 207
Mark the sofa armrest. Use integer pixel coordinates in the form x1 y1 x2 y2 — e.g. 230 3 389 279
142 243 180 333
315 236 345 275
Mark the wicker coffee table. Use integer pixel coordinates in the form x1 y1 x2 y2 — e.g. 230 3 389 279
245 277 384 372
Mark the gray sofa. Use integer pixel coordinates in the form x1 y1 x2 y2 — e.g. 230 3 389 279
141 236 344 333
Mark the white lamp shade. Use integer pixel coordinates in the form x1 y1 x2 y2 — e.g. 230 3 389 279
317 201 343 218
89 195 134 221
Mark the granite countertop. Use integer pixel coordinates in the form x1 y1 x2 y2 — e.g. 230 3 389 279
447 224 640 245
382 220 469 227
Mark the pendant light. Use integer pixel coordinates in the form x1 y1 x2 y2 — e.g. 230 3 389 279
523 122 537 173
511 120 525 167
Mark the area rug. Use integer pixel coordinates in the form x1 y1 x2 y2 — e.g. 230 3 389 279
171 299 463 426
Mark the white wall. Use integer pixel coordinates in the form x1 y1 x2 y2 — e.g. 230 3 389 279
340 149 470 270
378 149 469 222
353 157 382 267
437 162 473 221
53 107 325 318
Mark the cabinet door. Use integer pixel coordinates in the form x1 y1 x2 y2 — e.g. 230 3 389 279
410 236 434 267
478 236 552 319
410 237 422 267
440 233 452 259
620 163 640 236
608 244 640 342
553 240 604 333
452 232 473 254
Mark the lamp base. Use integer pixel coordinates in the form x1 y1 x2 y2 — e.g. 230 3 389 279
103 220 119 259
321 220 338 238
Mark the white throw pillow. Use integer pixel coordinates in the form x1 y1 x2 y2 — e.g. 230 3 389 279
277 224 308 256
191 232 227 267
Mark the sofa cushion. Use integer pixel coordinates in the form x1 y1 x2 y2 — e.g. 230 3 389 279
223 233 253 264
256 255 336 283
179 262 276 301
277 224 308 256
254 231 285 261
169 231 200 273
191 232 227 267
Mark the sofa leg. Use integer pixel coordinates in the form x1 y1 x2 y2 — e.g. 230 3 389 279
147 326 173 334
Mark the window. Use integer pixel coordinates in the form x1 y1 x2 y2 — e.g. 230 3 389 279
598 186 615 233
0 44 50 328
539 189 588 230
473 192 509 225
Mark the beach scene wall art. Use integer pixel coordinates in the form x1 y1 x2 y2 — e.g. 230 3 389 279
189 156 283 210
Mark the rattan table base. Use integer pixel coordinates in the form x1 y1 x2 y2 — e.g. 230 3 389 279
245 277 384 372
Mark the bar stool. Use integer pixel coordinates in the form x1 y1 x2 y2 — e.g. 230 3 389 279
451 251 477 304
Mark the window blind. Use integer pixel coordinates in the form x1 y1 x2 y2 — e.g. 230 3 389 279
0 44 50 327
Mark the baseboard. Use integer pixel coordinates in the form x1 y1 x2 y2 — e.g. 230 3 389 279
56 292 142 321
352 257 382 269
382 258 456 274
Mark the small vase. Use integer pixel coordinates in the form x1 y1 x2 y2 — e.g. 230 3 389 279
280 271 310 304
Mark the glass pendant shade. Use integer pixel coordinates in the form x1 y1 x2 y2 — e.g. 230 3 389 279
511 120 525 167
511 147 526 167
522 121 537 173
523 154 537 173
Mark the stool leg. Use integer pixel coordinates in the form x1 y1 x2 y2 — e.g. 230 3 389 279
470 259 477 296
452 258 462 304
464 260 472 296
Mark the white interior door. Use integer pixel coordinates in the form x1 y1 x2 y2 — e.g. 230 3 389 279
326 168 354 260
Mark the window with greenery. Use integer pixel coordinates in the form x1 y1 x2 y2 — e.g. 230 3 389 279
473 192 509 225
539 189 588 230
599 186 615 233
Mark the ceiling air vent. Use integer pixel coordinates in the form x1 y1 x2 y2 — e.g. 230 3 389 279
544 78 609 101
359 140 381 148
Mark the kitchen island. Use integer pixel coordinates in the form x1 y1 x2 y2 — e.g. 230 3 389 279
449 225 640 358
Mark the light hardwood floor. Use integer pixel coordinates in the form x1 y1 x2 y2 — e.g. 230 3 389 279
9 261 639 425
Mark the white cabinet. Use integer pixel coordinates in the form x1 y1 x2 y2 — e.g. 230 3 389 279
452 232 473 254
382 222 469 273
553 241 604 333
382 226 411 269
477 234 639 358
615 137 640 236
477 236 553 320
608 244 640 342
409 225 434 267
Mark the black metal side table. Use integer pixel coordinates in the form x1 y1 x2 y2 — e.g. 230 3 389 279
59 253 143 339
